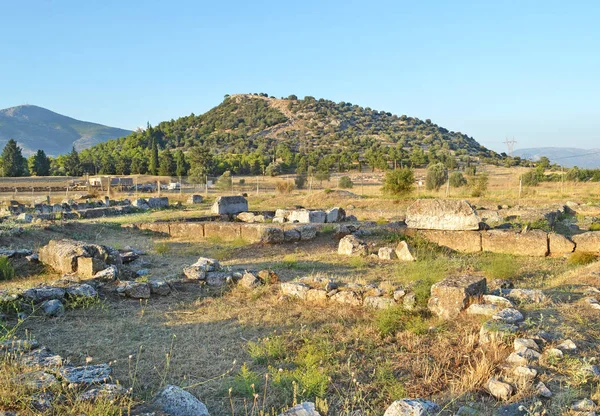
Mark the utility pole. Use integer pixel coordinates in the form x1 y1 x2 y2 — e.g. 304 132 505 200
503 137 517 156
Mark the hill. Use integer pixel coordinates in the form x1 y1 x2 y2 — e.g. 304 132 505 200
79 94 499 175
0 105 132 156
513 147 600 168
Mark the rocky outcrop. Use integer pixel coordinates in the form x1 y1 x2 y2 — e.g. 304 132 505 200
406 199 480 231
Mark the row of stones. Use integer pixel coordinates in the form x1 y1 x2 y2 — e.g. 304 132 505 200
0 338 126 413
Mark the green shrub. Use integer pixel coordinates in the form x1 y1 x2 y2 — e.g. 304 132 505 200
0 257 15 281
567 251 598 266
338 176 354 189
478 254 520 280
425 163 447 191
295 174 307 189
248 336 287 365
468 173 489 197
374 362 406 400
215 171 233 190
276 181 295 194
449 172 467 188
589 223 600 231
230 363 260 397
382 168 414 196
375 306 407 337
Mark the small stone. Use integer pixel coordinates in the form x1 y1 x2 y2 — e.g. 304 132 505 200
383 398 440 416
536 381 552 398
466 303 500 316
487 377 514 401
19 347 63 369
240 272 262 289
378 247 397 260
403 292 417 310
149 279 171 296
279 402 321 415
338 235 368 256
331 290 362 306
492 308 524 324
514 338 540 352
280 282 310 300
120 281 151 299
94 265 118 281
395 241 416 261
546 348 563 359
482 294 514 307
154 385 210 416
41 299 65 317
572 398 596 412
494 403 527 416
500 288 546 304
364 296 396 309
393 289 406 302
513 366 537 380
66 284 97 299
31 392 54 412
506 352 528 366
79 383 128 402
60 363 111 385
557 339 577 352
15 370 59 390
306 289 328 303
455 407 478 416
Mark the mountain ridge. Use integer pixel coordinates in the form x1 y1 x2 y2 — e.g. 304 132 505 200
0 104 132 156
512 147 600 168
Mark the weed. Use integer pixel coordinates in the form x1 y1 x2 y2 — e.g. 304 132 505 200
64 295 104 310
567 251 597 266
154 241 171 255
404 314 430 335
248 336 287 365
348 256 367 269
373 361 406 399
478 253 520 280
319 225 335 235
231 362 261 397
281 254 298 269
0 256 15 281
375 306 407 337
526 218 552 232
590 223 600 231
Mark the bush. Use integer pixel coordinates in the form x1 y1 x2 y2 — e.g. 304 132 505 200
589 223 600 231
276 181 295 194
468 173 488 197
0 256 15 281
449 172 467 188
521 167 544 187
215 171 233 190
338 176 353 189
382 168 414 196
568 251 598 266
295 174 307 189
314 170 330 183
238 178 246 185
425 163 447 191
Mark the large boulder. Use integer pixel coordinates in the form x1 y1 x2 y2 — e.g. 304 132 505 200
428 275 487 319
405 199 480 231
260 227 285 244
188 195 203 204
548 232 575 256
395 241 416 261
573 231 600 252
288 210 327 224
481 230 549 257
326 207 346 223
153 385 210 416
211 196 248 215
148 197 169 209
383 398 440 415
338 235 368 256
418 230 482 253
38 239 120 277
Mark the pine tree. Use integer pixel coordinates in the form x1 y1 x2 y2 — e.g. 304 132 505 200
1 139 27 177
175 150 188 177
29 149 51 176
64 147 82 176
149 140 159 175
159 149 176 176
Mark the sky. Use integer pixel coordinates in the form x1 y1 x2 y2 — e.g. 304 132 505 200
1 0 599 153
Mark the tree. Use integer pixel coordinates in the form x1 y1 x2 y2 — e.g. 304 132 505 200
449 172 467 188
382 168 414 196
187 146 214 183
468 173 489 197
0 139 27 177
339 176 354 189
64 147 82 176
295 174 307 189
175 150 188 177
29 149 51 176
159 149 176 176
215 171 232 190
149 140 159 175
425 163 447 191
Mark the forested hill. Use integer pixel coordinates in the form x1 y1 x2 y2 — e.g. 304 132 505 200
77 94 500 176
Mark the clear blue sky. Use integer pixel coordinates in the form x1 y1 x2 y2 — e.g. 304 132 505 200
1 0 599 152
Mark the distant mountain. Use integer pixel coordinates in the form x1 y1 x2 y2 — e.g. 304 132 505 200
512 147 600 168
0 105 132 156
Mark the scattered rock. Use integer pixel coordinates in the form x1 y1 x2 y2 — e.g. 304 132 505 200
395 241 416 261
572 398 596 412
118 281 151 299
211 196 248 215
338 235 368 256
545 348 564 359
79 383 128 403
279 402 321 416
479 321 519 344
19 347 63 369
482 294 514 307
428 275 487 319
23 287 66 303
149 279 171 296
383 398 440 416
0 339 39 353
557 339 577 352
326 207 346 223
183 257 220 279
94 265 118 281
31 392 54 412
513 366 537 380
364 296 396 309
492 308 524 324
536 381 552 398
466 303 500 316
378 247 397 260
280 282 311 300
487 377 514 401
15 370 59 390
41 299 65 317
60 363 111 385
240 272 262 289
260 227 284 244
66 284 97 299
148 197 169 209
296 225 318 241
154 385 210 416
494 403 528 416
331 290 362 306
283 229 301 242
514 338 540 352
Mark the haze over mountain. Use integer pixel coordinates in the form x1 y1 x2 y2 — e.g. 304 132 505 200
512 147 600 169
0 105 132 156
